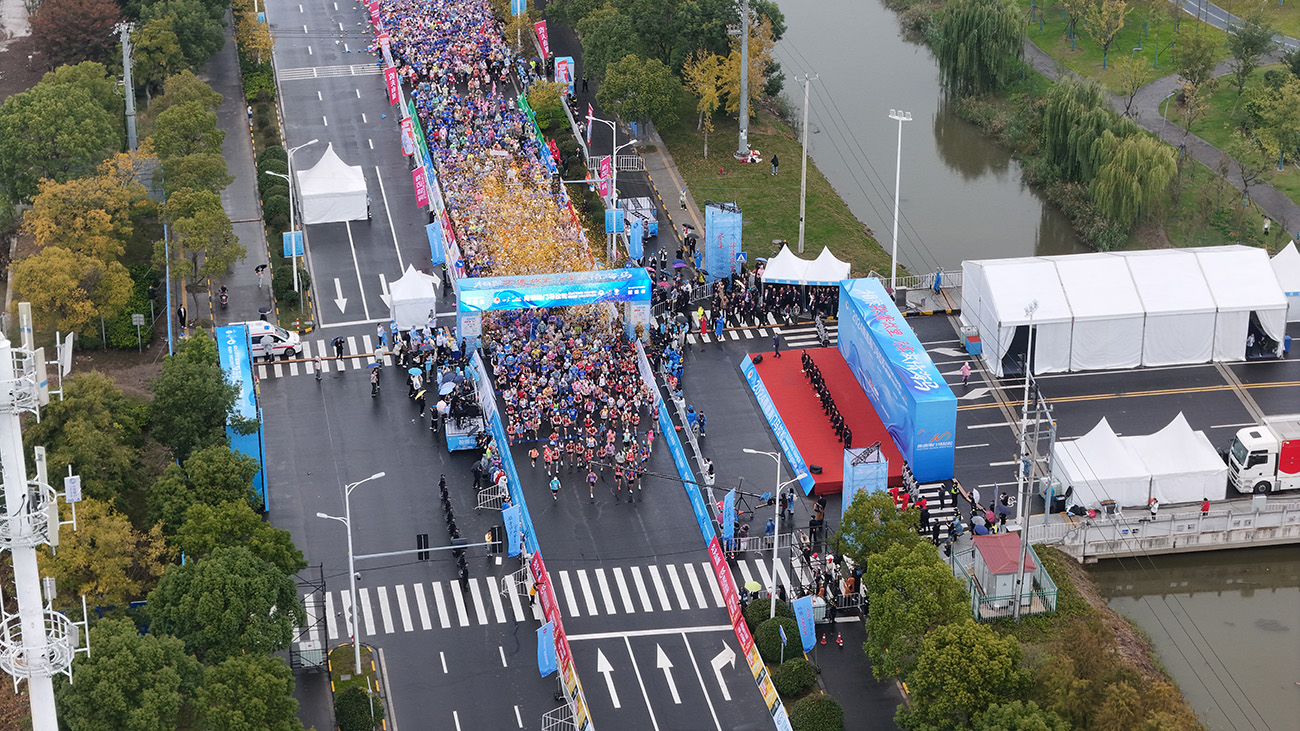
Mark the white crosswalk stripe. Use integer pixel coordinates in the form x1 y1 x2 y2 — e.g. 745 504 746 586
296 558 832 641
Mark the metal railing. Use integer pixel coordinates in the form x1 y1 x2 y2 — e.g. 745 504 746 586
475 482 509 513
585 154 645 172
865 269 963 291
949 544 1058 621
1051 501 1300 562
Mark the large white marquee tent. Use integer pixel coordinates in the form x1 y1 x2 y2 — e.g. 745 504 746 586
295 143 369 225
962 246 1287 375
1271 241 1300 321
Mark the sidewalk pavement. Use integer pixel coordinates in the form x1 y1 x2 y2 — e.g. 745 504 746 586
809 619 905 730
206 17 277 328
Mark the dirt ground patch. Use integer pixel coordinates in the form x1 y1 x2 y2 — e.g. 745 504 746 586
0 36 42 104
71 343 166 400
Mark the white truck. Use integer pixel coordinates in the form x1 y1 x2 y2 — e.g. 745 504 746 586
1226 416 1300 494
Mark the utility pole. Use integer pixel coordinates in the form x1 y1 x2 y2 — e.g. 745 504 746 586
1012 300 1038 623
735 0 750 160
119 24 137 150
796 74 817 254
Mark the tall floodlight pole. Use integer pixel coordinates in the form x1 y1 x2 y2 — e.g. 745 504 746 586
0 334 81 731
888 109 911 292
265 140 319 294
796 75 817 253
743 448 785 619
119 24 137 150
316 471 386 673
735 0 751 160
1012 300 1038 622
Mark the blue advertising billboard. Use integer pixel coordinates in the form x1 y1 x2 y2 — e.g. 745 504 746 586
837 279 956 482
457 268 652 312
704 203 742 283
215 326 267 509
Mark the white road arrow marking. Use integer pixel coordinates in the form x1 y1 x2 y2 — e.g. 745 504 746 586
333 278 348 313
958 387 991 401
930 347 967 358
595 649 620 709
379 273 391 308
656 645 681 704
709 645 736 702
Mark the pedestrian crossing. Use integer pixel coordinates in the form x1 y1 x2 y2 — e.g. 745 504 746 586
254 334 393 380
297 556 813 642
678 313 838 348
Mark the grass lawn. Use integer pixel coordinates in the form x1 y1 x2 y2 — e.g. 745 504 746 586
1021 0 1231 93
329 644 381 698
1146 155 1283 249
1218 0 1300 41
657 98 894 278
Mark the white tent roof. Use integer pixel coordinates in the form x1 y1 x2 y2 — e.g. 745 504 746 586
809 247 851 283
387 265 439 329
1194 245 1287 312
1119 249 1217 316
1126 413 1228 505
760 245 850 285
1271 241 1300 296
980 259 1073 324
1046 253 1143 321
1054 417 1152 509
295 143 368 225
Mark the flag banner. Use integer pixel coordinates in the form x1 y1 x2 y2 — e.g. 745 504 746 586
779 624 788 647
425 223 445 267
378 33 393 67
412 167 429 207
400 116 415 156
534 20 549 56
554 56 575 95
603 208 623 234
628 217 643 261
793 595 816 652
384 66 400 105
722 488 736 541
586 104 594 146
598 155 612 198
511 0 526 15
537 621 557 677
367 1 380 27
281 231 303 258
503 504 523 557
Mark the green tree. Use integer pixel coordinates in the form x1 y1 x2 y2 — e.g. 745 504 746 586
199 655 304 731
334 686 386 731
175 500 304 574
161 187 246 280
39 498 169 607
937 0 1025 96
1247 75 1300 169
0 83 120 202
1173 27 1218 89
597 54 682 128
1082 0 1129 69
149 332 243 461
141 0 226 69
1117 53 1153 116
148 546 305 663
10 247 134 334
148 464 194 536
898 620 1025 730
31 0 123 66
544 0 606 27
162 152 234 194
832 489 921 569
972 700 1070 731
56 618 202 731
1226 15 1276 96
1091 133 1176 229
151 69 224 118
152 101 226 159
574 5 640 81
133 18 187 103
863 542 968 680
41 62 126 120
23 373 148 508
183 444 263 511
788 694 844 731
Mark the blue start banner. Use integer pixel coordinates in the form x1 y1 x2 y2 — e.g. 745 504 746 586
739 355 815 494
704 203 742 283
458 268 651 313
837 279 956 483
792 595 816 652
722 488 736 542
215 326 267 510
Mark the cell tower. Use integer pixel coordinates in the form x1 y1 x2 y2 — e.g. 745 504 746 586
0 304 88 730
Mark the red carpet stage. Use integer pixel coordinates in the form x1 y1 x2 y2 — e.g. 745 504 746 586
750 349 904 495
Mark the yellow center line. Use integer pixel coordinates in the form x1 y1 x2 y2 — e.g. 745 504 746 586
957 378 1300 411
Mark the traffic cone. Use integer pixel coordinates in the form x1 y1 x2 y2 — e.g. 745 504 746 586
819 632 826 646
836 632 843 647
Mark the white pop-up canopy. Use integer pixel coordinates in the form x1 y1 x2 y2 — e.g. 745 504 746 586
295 143 368 224
1126 413 1228 505
387 265 439 329
1194 245 1287 359
1270 241 1300 321
760 245 850 285
1052 418 1151 509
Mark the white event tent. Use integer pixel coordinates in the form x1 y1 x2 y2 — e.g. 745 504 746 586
1270 241 1300 321
1052 418 1151 509
961 246 1287 375
760 245 851 285
295 143 369 224
1126 413 1228 505
387 265 440 329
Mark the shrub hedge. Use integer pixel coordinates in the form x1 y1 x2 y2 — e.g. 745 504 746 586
755 617 801 664
772 658 817 698
788 693 844 731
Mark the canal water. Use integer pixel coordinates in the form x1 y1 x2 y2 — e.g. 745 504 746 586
1089 547 1300 731
774 0 1086 271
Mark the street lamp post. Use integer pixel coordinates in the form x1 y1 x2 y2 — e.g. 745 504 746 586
888 110 911 293
1012 301 1037 622
743 448 790 619
587 113 637 261
265 139 319 293
316 471 386 672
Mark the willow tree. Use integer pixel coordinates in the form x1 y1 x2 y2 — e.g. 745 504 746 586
937 0 1025 97
1091 134 1176 230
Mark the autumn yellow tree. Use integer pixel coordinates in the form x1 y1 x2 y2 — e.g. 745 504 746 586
720 16 777 118
234 6 273 64
11 246 133 334
1083 0 1130 68
39 498 170 608
682 50 725 158
23 147 156 262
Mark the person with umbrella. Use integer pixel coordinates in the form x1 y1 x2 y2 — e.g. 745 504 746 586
408 368 423 398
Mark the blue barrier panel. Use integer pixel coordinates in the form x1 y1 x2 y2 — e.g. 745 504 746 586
739 355 815 495
837 279 956 482
471 351 540 555
215 326 266 510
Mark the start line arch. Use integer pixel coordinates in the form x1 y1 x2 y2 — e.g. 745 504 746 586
455 268 653 344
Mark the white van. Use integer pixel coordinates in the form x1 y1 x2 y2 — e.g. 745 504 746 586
236 321 304 361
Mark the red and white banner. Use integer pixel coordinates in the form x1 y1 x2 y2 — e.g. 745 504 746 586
384 66 400 105
399 116 415 157
598 155 611 199
367 1 381 27
378 33 393 67
530 552 593 730
586 104 593 146
412 166 429 208
534 20 549 57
